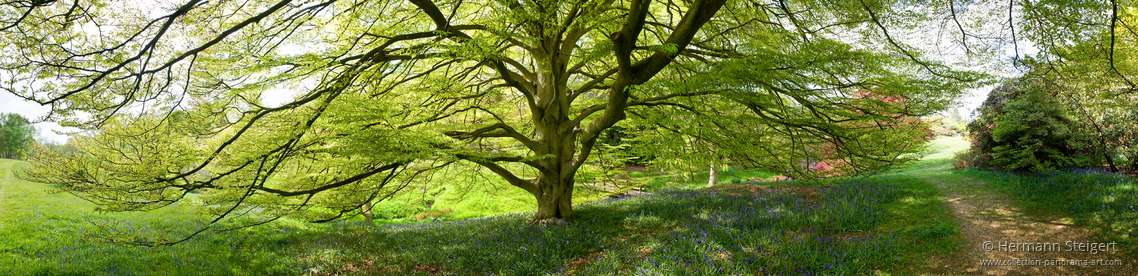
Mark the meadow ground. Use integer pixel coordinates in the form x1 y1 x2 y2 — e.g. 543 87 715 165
0 136 1134 275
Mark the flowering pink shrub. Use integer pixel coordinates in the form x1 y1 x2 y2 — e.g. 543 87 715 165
809 90 934 176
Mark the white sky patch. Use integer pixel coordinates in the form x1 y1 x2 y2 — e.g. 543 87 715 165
949 34 1039 120
901 1 1041 120
259 43 319 108
261 87 306 107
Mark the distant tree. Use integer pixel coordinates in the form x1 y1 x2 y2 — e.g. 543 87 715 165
820 90 934 175
925 109 965 137
0 113 36 160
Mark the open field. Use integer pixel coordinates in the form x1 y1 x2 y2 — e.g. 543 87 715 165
0 160 322 275
0 162 952 275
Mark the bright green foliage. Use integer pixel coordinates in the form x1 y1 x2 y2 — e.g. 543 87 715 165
1101 110 1138 168
0 113 35 160
925 110 966 137
1031 51 1138 171
2 0 983 232
628 40 950 178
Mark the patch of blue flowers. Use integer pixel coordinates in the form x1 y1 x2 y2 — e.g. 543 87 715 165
1 180 910 275
0 201 311 275
297 180 907 275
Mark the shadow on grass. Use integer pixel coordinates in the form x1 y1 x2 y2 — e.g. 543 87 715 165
961 168 1138 257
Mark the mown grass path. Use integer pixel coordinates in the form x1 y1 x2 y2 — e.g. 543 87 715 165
906 139 1136 275
0 159 16 230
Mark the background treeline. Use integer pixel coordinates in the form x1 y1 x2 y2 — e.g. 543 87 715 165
0 113 78 161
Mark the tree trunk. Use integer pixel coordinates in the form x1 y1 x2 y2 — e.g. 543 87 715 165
1102 148 1118 172
360 200 374 225
1097 135 1118 172
528 174 575 224
708 163 718 187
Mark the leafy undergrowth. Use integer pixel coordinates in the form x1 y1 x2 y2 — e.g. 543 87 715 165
964 168 1138 256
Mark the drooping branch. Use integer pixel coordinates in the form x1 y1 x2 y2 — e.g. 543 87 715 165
33 0 295 105
629 0 727 83
1008 0 1021 68
571 89 722 125
407 0 537 105
950 0 971 53
1105 0 1137 89
455 155 539 195
569 68 619 101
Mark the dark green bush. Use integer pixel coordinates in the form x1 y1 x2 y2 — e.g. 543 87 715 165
1102 110 1138 169
985 89 1096 171
965 76 1099 172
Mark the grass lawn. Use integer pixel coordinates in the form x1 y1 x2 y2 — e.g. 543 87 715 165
0 138 968 275
0 160 319 275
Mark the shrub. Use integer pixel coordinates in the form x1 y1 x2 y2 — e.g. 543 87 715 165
965 76 1099 172
952 149 976 170
986 89 1095 171
1102 110 1138 169
414 206 454 220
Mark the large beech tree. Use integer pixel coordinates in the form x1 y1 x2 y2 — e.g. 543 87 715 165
3 0 982 236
